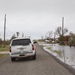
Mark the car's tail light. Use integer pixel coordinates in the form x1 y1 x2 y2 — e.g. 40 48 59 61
9 47 11 52
32 44 34 50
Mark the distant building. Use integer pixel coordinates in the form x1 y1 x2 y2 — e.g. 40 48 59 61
65 35 70 45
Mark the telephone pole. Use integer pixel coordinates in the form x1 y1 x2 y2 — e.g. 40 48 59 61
49 31 50 40
62 17 64 36
4 14 6 47
62 17 66 62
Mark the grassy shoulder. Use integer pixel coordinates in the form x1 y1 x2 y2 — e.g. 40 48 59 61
0 54 9 59
0 45 9 52
47 47 62 55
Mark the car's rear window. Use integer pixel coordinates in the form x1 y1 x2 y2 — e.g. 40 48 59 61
11 39 31 46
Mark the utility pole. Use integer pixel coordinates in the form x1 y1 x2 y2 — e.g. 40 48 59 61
49 31 50 40
62 17 66 62
4 14 6 48
62 17 64 36
54 32 56 43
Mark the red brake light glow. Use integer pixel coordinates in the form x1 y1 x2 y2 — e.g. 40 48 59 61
32 44 34 50
9 47 11 52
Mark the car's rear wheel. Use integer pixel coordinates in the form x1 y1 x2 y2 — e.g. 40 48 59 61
32 54 36 60
11 57 15 61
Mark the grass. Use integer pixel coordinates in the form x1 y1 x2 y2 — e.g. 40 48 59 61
0 45 9 52
47 47 62 55
53 50 62 55
47 47 52 50
0 54 9 59
0 54 4 58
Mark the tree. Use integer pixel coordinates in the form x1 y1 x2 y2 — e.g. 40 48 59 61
69 32 75 46
56 26 68 45
58 35 66 45
56 27 62 36
56 26 68 36
16 32 20 37
10 34 16 40
22 33 24 37
54 32 57 43
0 38 2 47
45 31 53 40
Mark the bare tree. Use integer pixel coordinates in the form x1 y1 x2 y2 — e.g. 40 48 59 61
63 28 68 35
69 32 75 46
16 32 20 37
70 32 75 38
10 34 16 40
41 36 43 40
22 33 24 37
49 31 53 39
55 26 68 45
45 31 53 40
54 32 57 43
56 27 62 36
56 26 68 36
0 38 2 47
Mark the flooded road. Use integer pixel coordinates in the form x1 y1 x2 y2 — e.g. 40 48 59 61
0 44 73 75
51 44 75 61
40 43 75 68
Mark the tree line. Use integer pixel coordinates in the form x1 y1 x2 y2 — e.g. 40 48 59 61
45 26 75 46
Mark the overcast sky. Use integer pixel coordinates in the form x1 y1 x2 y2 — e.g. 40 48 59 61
0 0 75 40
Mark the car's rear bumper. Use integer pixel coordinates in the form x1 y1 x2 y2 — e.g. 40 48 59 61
10 51 36 58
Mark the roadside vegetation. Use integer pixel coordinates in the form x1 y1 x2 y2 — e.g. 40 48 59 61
0 45 9 52
0 54 9 59
47 47 52 50
47 47 62 55
39 25 75 47
53 50 62 55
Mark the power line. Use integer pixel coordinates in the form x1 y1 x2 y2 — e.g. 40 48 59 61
6 28 14 34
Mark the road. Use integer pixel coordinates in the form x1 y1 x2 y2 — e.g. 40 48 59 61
0 44 73 75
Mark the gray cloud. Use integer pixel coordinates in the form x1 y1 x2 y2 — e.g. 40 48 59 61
0 0 75 39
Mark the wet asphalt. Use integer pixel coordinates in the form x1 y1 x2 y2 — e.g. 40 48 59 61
0 44 73 75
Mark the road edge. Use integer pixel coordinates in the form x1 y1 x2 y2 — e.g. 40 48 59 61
40 45 75 75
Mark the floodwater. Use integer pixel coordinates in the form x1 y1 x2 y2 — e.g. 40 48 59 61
40 42 75 68
50 44 75 63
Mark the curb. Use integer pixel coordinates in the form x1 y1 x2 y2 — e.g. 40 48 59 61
40 45 75 75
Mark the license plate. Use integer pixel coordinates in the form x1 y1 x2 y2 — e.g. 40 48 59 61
20 52 25 56
19 54 25 56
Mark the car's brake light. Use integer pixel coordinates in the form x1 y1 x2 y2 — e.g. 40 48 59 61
9 47 11 52
32 44 34 50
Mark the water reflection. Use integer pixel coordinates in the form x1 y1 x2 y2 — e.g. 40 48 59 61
49 44 75 62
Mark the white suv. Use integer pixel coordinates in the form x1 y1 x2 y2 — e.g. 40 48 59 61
10 37 36 61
